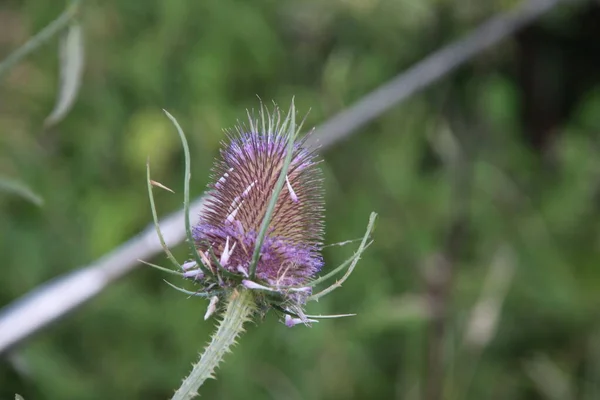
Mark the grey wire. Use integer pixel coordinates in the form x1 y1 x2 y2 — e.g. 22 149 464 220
305 0 570 150
0 0 569 355
0 198 207 355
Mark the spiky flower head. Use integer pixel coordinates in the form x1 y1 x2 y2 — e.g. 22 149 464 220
183 104 324 313
195 119 323 281
149 102 374 326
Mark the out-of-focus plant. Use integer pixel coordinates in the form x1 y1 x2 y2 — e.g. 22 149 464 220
0 0 84 207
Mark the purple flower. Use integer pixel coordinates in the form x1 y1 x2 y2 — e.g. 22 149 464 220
192 120 324 290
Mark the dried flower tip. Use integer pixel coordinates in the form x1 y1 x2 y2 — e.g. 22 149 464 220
150 180 175 193
182 261 197 271
183 269 204 280
242 279 276 292
285 314 318 327
219 236 236 267
285 175 298 203
204 296 219 320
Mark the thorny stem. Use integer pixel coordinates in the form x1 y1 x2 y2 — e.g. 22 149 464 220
171 289 256 400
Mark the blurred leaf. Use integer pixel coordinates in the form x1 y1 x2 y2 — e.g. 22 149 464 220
524 354 574 400
45 21 84 127
0 176 43 206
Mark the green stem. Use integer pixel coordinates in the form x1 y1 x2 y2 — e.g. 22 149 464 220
171 289 256 400
0 0 82 80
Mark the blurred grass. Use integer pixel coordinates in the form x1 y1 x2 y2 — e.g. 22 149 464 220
2 0 600 399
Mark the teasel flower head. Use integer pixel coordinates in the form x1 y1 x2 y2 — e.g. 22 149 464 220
194 125 324 285
147 102 375 328
175 104 327 314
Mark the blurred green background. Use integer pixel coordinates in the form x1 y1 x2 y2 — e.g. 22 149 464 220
2 0 600 399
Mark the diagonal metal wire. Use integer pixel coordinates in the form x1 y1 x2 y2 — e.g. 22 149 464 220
0 0 570 355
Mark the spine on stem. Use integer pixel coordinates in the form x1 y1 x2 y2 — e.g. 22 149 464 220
172 289 256 400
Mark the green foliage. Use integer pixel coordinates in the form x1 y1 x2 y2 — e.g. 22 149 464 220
2 0 600 399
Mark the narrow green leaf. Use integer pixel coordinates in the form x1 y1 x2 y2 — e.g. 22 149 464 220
309 212 378 301
0 0 82 80
0 176 43 206
249 100 304 279
45 21 85 127
304 240 374 288
138 259 182 276
146 160 182 270
162 110 213 278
